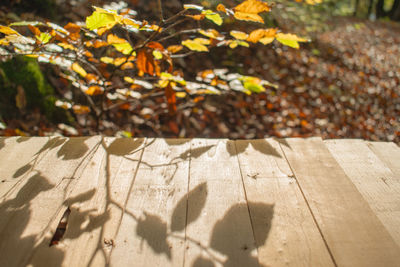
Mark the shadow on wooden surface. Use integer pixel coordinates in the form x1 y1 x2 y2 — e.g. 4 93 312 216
0 137 275 267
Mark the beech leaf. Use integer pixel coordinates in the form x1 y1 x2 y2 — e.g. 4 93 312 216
233 0 271 23
275 33 308 49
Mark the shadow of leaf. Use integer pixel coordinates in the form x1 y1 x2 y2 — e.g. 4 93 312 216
57 138 90 160
63 189 96 206
179 145 214 160
8 174 54 208
16 137 31 143
230 140 282 158
64 209 111 240
247 202 274 248
171 182 207 232
136 212 171 259
209 202 274 267
165 139 191 146
252 140 282 158
36 137 65 155
106 138 144 156
13 164 32 178
0 138 4 149
273 138 291 149
193 256 215 267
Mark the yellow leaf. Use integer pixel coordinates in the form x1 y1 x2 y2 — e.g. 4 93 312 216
229 40 249 48
194 38 211 45
107 34 132 54
58 43 77 50
247 28 276 43
182 39 209 52
202 10 223 25
275 33 308 49
176 92 187 98
0 25 19 35
199 29 222 39
71 62 87 78
152 50 163 60
233 0 271 23
230 30 248 40
36 32 52 44
86 11 117 30
124 76 135 83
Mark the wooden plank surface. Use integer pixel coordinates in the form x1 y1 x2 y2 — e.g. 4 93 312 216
0 137 50 198
0 137 399 267
235 139 335 267
28 137 146 267
109 139 190 267
0 136 101 267
325 139 400 246
281 137 400 267
184 139 258 267
367 141 400 177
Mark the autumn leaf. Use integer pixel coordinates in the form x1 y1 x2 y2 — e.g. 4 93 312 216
186 14 206 20
107 34 133 54
72 104 90 114
233 0 271 23
230 30 249 40
216 4 227 13
71 62 87 78
0 25 19 35
86 11 117 30
182 38 210 52
85 85 103 95
199 29 223 39
36 32 52 44
165 84 177 114
228 40 249 49
275 33 308 49
167 45 183 54
202 10 223 25
136 49 157 76
247 28 277 44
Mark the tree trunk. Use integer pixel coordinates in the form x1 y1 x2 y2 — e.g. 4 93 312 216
389 0 400 20
354 0 360 16
375 0 387 18
367 0 374 18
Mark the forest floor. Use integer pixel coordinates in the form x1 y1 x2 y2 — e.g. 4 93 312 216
0 2 399 143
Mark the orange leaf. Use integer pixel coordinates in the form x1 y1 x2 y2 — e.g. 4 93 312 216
167 45 183 54
246 28 276 43
64 22 81 40
72 105 90 114
217 4 227 13
121 62 134 70
85 73 98 83
186 14 206 20
85 85 103 95
147 41 164 50
136 49 155 76
28 25 41 36
233 0 271 23
165 84 177 114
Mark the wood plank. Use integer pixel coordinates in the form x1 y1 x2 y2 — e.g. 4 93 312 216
0 137 50 198
0 136 102 267
235 139 334 267
367 141 400 177
109 139 190 267
27 137 146 267
325 139 400 246
184 139 258 267
281 137 400 267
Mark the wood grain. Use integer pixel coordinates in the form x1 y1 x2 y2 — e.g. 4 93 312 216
236 139 334 267
282 137 400 267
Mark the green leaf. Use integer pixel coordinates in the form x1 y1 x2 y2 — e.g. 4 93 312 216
86 11 117 30
202 10 222 26
112 43 132 55
275 33 308 49
243 81 265 93
36 32 52 44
